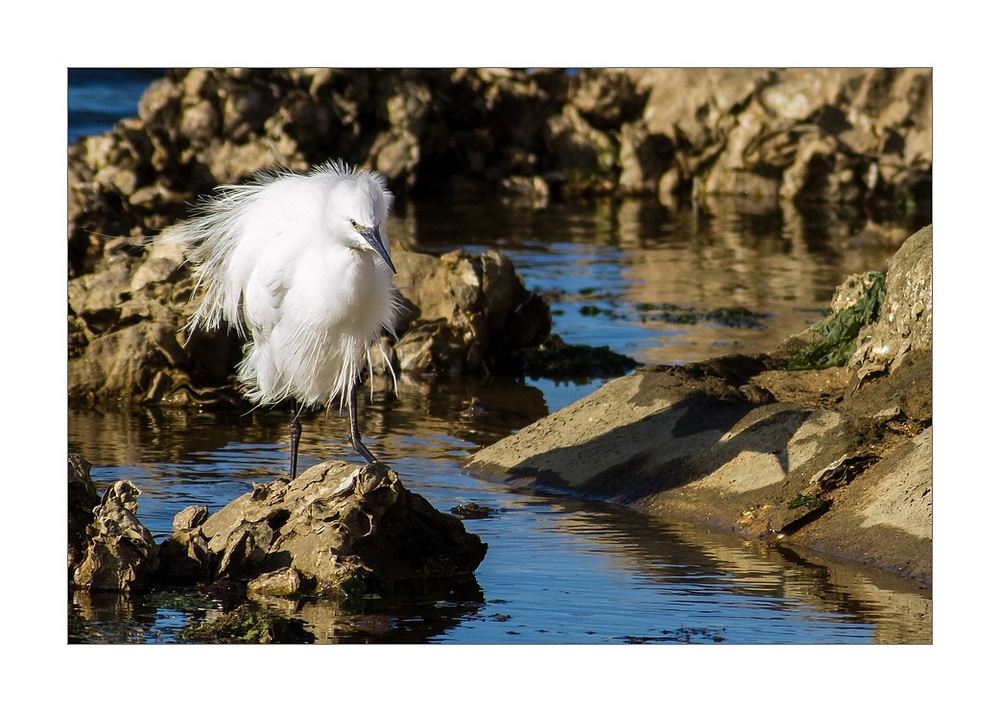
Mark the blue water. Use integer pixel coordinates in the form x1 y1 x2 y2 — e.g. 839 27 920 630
67 71 931 645
68 68 165 143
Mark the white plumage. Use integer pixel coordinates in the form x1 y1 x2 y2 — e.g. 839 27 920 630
163 159 401 475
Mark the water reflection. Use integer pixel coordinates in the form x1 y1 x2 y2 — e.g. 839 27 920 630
68 197 931 643
396 197 910 366
252 586 486 644
69 391 930 644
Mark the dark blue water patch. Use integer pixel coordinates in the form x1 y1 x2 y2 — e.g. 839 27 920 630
68 68 165 144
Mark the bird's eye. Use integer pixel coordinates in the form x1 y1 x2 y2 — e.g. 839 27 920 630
350 219 359 230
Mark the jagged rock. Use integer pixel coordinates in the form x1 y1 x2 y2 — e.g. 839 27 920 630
68 454 99 577
569 68 647 131
156 506 212 584
543 104 617 192
69 68 931 258
630 67 930 206
159 461 488 596
67 237 552 405
72 480 160 593
67 68 932 402
618 120 673 195
850 225 932 379
393 247 551 376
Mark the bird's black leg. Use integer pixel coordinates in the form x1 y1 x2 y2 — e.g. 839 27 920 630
289 405 302 479
348 379 378 465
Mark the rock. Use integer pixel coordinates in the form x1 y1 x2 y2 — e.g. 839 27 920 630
160 461 487 596
569 68 647 131
67 68 932 402
180 602 314 643
698 105 781 205
500 175 550 207
68 454 99 578
72 480 160 593
467 225 932 581
68 455 488 599
69 68 931 251
634 68 770 154
543 104 617 192
156 505 213 584
627 67 931 206
179 99 220 143
247 567 304 597
850 225 932 379
618 120 673 195
521 335 640 381
68 219 555 404
758 68 860 121
831 271 882 313
368 127 421 187
395 319 469 377
391 247 552 377
157 525 212 585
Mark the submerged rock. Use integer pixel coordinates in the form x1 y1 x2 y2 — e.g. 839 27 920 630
180 602 315 643
159 461 488 597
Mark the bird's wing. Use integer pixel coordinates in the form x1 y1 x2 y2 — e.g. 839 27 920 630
240 240 293 339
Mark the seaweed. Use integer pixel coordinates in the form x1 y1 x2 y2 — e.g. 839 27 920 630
784 271 886 371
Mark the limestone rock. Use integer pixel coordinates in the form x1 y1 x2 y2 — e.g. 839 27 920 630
68 454 99 577
850 225 932 379
466 227 932 581
68 227 551 404
160 461 488 596
72 480 160 593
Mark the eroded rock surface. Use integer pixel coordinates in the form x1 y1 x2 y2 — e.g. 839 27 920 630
68 68 931 407
67 240 552 407
69 456 488 599
71 479 160 593
159 461 488 597
468 226 932 581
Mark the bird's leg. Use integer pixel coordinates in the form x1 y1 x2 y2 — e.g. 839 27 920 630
348 379 378 465
289 405 302 479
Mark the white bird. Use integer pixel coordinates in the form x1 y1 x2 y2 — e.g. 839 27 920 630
163 159 401 477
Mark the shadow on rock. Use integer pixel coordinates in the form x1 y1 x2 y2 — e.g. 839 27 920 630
159 460 488 598
69 454 489 642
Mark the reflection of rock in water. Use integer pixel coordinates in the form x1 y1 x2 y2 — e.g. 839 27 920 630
69 454 489 643
517 497 930 644
470 228 932 594
251 588 485 644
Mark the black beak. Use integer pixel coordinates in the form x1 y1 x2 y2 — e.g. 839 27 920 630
361 226 396 274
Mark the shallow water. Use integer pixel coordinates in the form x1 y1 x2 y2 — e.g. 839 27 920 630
67 73 931 644
67 198 931 645
69 388 930 645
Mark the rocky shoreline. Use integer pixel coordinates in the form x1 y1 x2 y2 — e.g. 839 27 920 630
469 226 932 582
68 68 932 596
70 68 931 278
69 67 932 407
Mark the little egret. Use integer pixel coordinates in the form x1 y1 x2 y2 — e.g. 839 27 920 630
164 159 401 477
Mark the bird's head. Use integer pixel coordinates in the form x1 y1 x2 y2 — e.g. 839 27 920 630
324 165 396 274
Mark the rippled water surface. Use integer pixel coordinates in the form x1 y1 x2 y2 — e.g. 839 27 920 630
67 73 931 644
69 385 930 645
